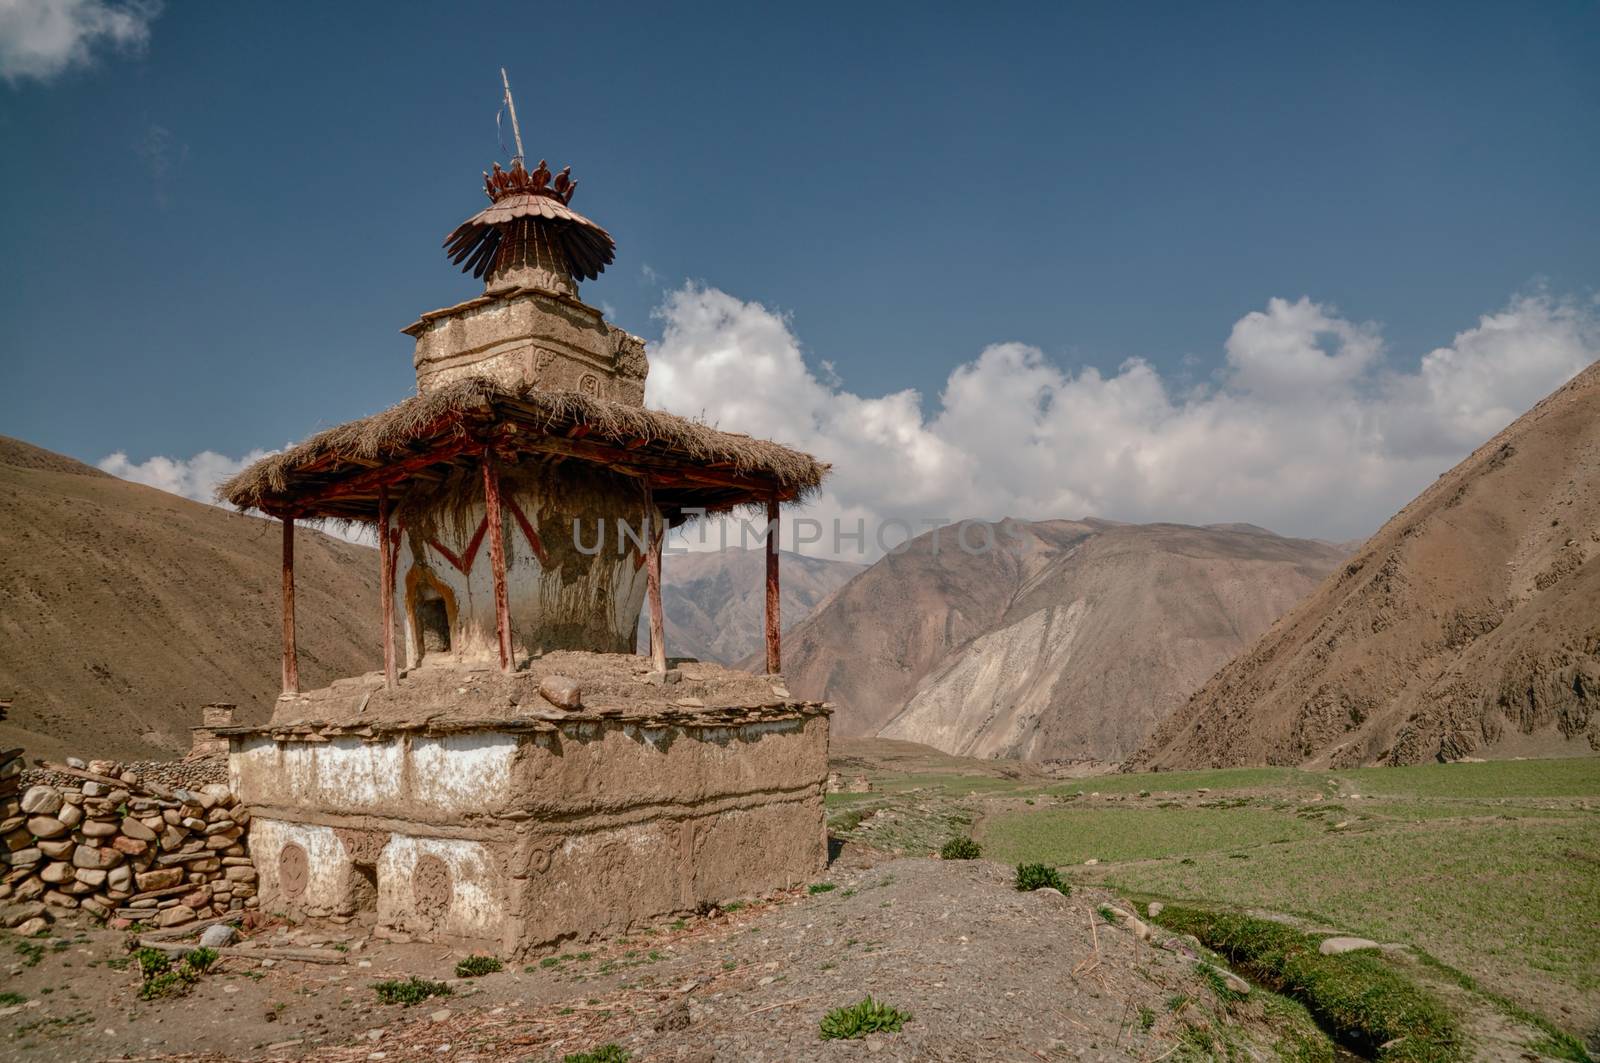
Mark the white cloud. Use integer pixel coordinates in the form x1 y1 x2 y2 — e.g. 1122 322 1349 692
99 287 1596 564
0 0 160 84
98 447 273 505
646 285 1599 559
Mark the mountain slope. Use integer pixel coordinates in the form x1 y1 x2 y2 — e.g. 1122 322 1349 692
0 436 383 762
1135 360 1600 769
781 518 1345 763
638 547 862 665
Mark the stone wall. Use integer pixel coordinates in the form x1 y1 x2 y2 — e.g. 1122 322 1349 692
0 749 257 935
231 710 828 956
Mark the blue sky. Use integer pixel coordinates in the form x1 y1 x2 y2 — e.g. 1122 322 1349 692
2 1 1597 544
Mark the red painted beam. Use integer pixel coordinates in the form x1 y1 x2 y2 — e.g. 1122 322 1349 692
765 498 781 675
646 510 667 674
281 517 299 695
481 454 514 672
378 485 396 691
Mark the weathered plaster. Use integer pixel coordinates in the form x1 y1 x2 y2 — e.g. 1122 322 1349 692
232 712 829 953
399 471 653 667
410 288 647 404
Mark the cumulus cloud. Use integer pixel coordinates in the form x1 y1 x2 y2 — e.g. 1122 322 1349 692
647 286 1599 559
98 287 1596 563
97 448 274 506
0 0 160 84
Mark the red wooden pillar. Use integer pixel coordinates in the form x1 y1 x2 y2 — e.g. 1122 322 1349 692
378 485 396 691
482 454 514 672
281 516 299 695
764 498 781 675
646 508 667 673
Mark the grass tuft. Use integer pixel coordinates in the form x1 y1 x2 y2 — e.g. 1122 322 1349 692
563 1045 629 1063
808 882 838 895
1152 905 1464 1062
454 954 503 978
1014 862 1068 893
819 995 912 1040
373 976 453 1006
940 835 982 860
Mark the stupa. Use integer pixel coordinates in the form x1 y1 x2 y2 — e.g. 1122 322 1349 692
216 106 831 953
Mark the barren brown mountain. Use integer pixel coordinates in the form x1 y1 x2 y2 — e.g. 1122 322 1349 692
779 518 1345 763
0 436 382 762
638 547 862 664
1135 360 1600 770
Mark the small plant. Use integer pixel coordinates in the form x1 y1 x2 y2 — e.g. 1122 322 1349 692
722 900 746 913
133 947 213 1000
454 954 503 978
1096 904 1120 924
1139 1005 1156 1030
563 1045 629 1063
0 992 26 1006
819 995 912 1040
808 882 838 894
1014 862 1068 893
940 835 981 860
373 977 453 1006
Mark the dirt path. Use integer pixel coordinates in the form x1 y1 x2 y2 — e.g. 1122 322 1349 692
2 857 1305 1062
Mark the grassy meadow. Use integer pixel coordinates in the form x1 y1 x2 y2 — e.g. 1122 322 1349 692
828 742 1600 1057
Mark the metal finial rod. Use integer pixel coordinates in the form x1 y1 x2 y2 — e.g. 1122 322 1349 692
501 67 525 164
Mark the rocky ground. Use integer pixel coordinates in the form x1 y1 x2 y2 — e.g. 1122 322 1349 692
0 850 1312 1062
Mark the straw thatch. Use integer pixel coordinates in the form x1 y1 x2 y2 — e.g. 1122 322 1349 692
217 377 827 522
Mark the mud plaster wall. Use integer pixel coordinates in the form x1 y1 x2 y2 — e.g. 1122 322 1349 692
411 288 647 404
232 714 828 954
398 463 653 666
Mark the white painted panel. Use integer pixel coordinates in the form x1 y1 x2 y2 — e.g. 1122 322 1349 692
409 733 517 811
378 835 505 940
249 818 349 911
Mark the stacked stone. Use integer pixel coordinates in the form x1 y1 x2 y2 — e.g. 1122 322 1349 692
0 756 257 934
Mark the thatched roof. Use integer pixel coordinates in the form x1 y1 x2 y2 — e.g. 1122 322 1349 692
217 378 827 522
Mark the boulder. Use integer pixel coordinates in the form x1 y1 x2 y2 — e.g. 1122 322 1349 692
107 865 134 891
199 923 237 948
73 867 108 887
137 868 184 891
56 804 83 828
156 904 197 928
40 862 75 885
36 839 74 859
71 844 122 870
1 900 48 927
224 865 258 883
120 818 157 842
80 819 118 838
538 675 583 711
1318 936 1379 956
20 786 63 816
26 816 68 839
111 836 149 856
14 916 49 936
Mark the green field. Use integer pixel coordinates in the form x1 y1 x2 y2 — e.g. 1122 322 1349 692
828 746 1600 1056
977 758 1600 1052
